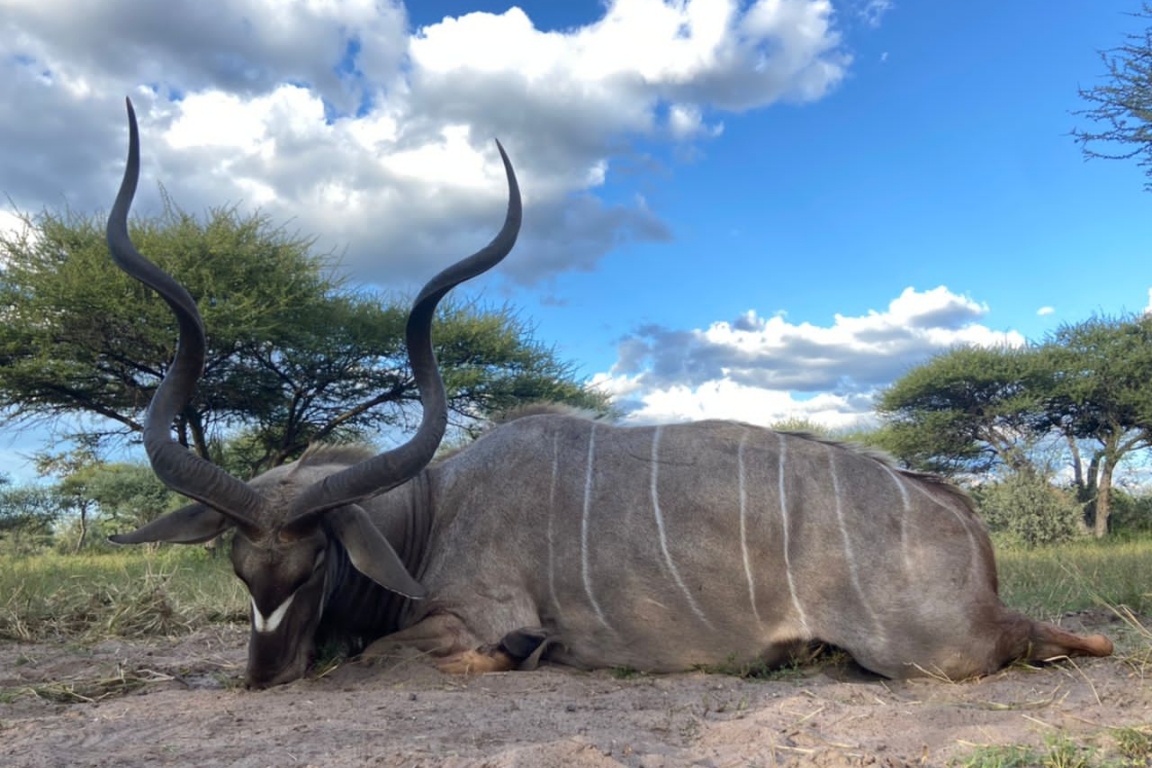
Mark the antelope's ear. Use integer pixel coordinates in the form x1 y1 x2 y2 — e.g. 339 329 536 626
109 502 234 545
327 504 427 599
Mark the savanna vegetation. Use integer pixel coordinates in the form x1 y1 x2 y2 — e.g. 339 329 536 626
863 314 1152 540
1 5 1151 719
0 196 609 559
0 199 607 477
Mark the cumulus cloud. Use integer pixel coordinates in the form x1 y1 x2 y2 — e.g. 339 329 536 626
593 286 1026 429
0 0 849 288
1037 306 1055 316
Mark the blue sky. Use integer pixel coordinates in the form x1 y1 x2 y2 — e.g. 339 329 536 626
0 0 1149 481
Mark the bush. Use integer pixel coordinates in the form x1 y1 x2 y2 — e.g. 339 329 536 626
1108 489 1152 534
973 472 1083 547
0 482 61 556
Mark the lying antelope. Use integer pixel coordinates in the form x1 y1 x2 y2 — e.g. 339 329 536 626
108 103 1112 688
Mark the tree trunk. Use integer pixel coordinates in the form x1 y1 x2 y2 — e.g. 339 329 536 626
1094 459 1115 538
185 411 211 460
73 503 89 553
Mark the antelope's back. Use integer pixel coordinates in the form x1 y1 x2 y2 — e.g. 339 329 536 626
425 413 996 671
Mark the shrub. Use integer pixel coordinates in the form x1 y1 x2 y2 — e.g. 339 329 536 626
1108 489 1152 534
973 472 1082 547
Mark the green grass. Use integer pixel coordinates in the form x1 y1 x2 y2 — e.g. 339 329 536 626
994 534 1152 618
953 729 1152 768
0 534 1149 648
0 548 246 643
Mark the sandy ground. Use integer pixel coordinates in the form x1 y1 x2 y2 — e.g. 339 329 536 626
1 611 1148 768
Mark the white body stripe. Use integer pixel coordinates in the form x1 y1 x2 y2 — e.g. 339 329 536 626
827 445 884 638
251 594 295 634
547 432 563 619
651 427 715 630
881 464 915 575
777 435 811 636
581 424 611 629
737 429 761 623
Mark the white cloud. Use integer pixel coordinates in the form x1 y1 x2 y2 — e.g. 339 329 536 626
594 286 1025 430
857 0 895 28
1146 288 1152 315
0 209 39 268
0 0 849 288
0 209 30 239
668 104 724 140
1037 306 1055 316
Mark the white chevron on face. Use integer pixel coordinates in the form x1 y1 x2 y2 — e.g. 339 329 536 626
251 593 295 634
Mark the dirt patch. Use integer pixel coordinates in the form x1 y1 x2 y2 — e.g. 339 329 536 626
1 613 1148 767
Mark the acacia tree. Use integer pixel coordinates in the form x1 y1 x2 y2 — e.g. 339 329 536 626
876 316 1152 537
1071 2 1152 189
1037 314 1152 537
34 445 100 552
0 201 606 475
0 474 58 554
874 345 1048 476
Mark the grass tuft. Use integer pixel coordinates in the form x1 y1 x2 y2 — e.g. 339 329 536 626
954 729 1152 768
0 549 245 643
1112 726 1152 764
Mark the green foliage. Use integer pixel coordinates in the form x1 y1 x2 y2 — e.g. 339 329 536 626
768 417 833 437
1108 489 1152 534
1039 315 1152 536
432 300 610 437
80 463 179 534
973 473 1083 548
1071 2 1152 191
876 315 1152 538
0 201 329 451
0 477 60 556
875 345 1045 475
0 200 607 475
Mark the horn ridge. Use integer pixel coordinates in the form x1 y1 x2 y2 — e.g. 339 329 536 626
288 139 522 518
106 97 266 529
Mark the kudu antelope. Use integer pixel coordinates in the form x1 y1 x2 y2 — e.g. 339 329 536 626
109 103 1112 688
105 98 520 687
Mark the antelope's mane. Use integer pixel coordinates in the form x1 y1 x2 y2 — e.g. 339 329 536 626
294 443 378 470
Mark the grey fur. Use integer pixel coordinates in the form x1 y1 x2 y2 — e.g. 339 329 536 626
353 413 1111 680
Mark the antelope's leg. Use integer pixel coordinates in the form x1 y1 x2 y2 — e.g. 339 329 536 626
436 627 552 674
359 613 514 674
435 647 517 674
361 612 478 659
360 614 551 675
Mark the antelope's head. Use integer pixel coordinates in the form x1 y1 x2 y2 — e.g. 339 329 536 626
105 98 521 688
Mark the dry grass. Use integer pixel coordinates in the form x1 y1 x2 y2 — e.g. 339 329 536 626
0 666 175 704
0 550 245 643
